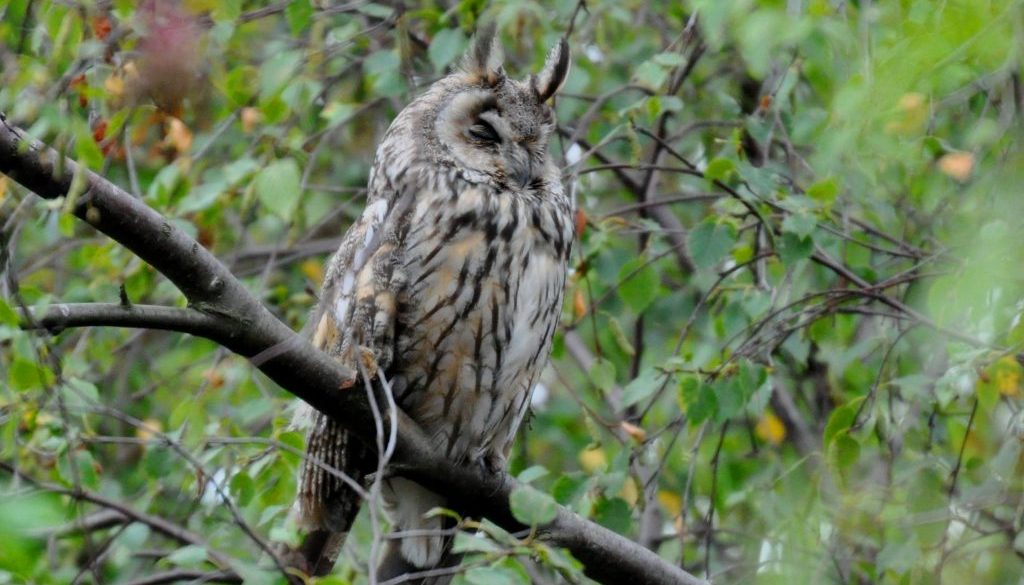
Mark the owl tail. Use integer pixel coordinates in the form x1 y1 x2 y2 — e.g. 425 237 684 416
378 478 460 584
295 412 374 576
377 540 461 585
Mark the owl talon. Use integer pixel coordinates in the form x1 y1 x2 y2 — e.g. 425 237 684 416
357 346 379 379
481 453 506 474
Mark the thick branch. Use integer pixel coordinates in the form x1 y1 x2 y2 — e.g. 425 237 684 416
0 120 706 585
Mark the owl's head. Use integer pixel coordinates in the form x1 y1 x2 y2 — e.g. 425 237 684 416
405 25 571 191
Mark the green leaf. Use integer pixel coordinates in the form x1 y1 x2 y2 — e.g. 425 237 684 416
143 446 173 479
58 212 76 237
465 563 529 585
777 232 813 265
177 181 227 214
552 473 588 506
607 315 636 356
617 257 660 313
687 220 736 269
592 496 631 533
807 177 839 205
0 298 18 327
452 532 501 554
10 358 52 391
223 65 258 105
679 376 717 425
823 397 865 449
166 544 208 567
230 471 255 506
277 430 305 466
509 484 557 526
781 213 817 239
75 122 104 170
634 61 668 90
876 534 921 574
429 28 468 72
517 465 548 483
321 102 356 126
147 164 182 202
830 434 861 472
588 358 616 393
363 51 405 97
652 52 687 67
259 51 302 99
285 0 312 35
705 157 736 183
715 377 745 421
358 3 394 18
58 450 99 490
254 158 302 221
621 368 660 407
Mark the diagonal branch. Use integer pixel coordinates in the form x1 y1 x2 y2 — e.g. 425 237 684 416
0 120 707 585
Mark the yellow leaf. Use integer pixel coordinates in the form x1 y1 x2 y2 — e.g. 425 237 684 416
163 117 193 154
104 73 124 99
885 92 928 135
620 421 647 443
301 259 325 286
658 490 682 516
579 445 607 473
619 477 639 506
572 288 587 319
0 176 8 203
241 107 262 134
898 92 925 110
938 152 974 182
994 356 1021 397
755 412 786 446
202 369 225 389
136 418 163 441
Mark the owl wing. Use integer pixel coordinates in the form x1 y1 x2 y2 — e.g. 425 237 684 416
296 189 414 576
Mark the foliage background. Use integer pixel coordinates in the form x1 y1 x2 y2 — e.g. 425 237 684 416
2 0 1023 583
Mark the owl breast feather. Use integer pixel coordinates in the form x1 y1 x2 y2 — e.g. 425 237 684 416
388 180 572 464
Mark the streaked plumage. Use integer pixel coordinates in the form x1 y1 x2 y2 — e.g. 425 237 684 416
295 26 572 582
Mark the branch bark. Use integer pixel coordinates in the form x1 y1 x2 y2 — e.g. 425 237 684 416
1 120 707 585
23 303 227 337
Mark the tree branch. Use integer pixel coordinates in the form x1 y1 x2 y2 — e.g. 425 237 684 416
0 120 707 585
23 303 228 338
121 570 242 585
0 462 238 572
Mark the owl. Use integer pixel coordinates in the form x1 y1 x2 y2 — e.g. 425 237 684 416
294 25 572 583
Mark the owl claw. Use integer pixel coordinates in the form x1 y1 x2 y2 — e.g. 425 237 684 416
481 453 506 474
357 346 379 379
364 471 379 487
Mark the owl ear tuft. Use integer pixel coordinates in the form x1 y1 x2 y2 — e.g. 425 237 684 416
535 38 570 102
463 22 505 83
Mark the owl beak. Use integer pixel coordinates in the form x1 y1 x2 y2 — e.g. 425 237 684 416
508 145 532 189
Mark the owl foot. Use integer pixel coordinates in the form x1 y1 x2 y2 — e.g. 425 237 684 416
356 346 379 380
476 452 506 475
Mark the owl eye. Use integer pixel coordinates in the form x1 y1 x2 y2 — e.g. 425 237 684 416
468 120 501 143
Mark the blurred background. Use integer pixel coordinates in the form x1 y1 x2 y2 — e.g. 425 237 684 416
1 0 1022 583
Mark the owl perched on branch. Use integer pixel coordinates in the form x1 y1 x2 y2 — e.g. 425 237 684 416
294 25 572 583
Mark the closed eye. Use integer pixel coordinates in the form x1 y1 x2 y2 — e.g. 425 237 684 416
467 120 501 143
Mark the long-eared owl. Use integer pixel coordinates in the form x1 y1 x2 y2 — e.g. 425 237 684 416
295 25 572 583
